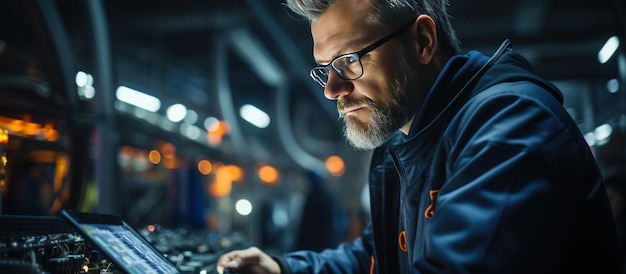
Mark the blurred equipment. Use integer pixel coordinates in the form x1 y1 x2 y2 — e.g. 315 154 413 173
0 215 86 274
0 213 251 274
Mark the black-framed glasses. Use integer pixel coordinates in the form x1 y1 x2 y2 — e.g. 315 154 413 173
309 20 415 88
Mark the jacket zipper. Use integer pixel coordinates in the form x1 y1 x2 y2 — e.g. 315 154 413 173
389 149 409 274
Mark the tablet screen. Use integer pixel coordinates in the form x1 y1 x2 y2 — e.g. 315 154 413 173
61 210 180 274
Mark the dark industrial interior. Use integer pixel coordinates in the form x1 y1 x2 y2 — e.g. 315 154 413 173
0 0 624 273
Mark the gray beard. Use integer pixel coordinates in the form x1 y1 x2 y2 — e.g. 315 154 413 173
342 94 400 150
342 77 412 150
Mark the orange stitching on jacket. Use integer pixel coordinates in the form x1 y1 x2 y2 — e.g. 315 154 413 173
398 230 408 252
425 189 439 219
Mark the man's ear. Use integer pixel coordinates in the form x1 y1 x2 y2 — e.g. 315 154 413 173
411 14 437 64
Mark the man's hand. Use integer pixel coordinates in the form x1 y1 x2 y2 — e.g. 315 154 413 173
216 246 282 274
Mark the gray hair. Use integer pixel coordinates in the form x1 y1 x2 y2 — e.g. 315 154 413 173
284 0 461 56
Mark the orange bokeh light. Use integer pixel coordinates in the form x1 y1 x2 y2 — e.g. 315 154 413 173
160 142 176 159
198 160 213 175
8 119 24 132
207 121 231 146
209 167 233 197
227 165 244 182
163 156 178 169
0 129 8 144
23 122 40 136
148 150 161 164
325 155 345 176
208 120 231 136
42 123 58 141
258 165 279 185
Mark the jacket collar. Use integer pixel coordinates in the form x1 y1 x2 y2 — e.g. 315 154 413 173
385 40 512 152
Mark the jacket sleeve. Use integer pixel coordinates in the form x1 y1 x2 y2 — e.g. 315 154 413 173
274 221 374 274
416 82 617 273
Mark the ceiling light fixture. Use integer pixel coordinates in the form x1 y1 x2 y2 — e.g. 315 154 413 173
598 36 620 64
116 86 161 112
240 104 270 128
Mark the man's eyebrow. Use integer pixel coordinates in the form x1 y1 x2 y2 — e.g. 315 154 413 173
315 47 346 66
314 33 378 65
317 42 366 65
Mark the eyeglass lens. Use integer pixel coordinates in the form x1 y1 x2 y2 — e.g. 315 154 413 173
311 54 364 87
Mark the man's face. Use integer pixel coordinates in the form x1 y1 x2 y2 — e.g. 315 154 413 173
311 0 420 150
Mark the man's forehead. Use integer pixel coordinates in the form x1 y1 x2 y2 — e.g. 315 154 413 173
310 0 378 63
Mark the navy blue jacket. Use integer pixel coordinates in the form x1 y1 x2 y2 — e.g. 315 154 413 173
275 40 621 273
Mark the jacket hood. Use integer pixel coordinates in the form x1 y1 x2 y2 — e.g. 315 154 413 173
474 47 563 104
406 40 563 139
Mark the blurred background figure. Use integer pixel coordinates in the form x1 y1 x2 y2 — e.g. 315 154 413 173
3 158 55 215
294 170 340 252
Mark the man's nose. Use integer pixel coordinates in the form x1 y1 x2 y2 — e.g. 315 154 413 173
323 70 353 100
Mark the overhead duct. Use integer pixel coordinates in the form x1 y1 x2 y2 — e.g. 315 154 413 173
227 26 326 174
228 27 285 87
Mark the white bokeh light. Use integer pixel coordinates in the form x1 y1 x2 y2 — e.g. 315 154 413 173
235 199 253 216
166 104 187 122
